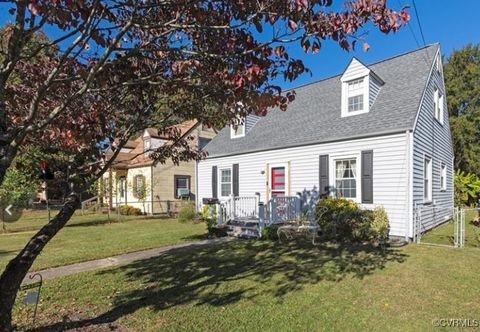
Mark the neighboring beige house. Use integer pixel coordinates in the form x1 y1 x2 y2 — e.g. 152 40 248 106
101 120 216 215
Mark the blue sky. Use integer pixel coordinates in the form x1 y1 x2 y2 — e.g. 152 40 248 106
1 1 479 90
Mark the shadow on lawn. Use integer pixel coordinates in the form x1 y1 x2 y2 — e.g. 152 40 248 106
34 240 408 331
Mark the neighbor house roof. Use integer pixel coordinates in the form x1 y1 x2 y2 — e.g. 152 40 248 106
107 120 199 169
205 44 439 158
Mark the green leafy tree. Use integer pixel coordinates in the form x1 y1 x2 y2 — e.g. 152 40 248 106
444 44 480 174
454 170 480 207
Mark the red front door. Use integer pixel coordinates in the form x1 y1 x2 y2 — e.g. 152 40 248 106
271 167 286 197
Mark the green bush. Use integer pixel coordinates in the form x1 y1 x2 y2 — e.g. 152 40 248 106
261 224 279 241
454 170 480 207
370 207 390 243
118 205 142 216
178 203 197 223
316 197 363 241
315 197 390 243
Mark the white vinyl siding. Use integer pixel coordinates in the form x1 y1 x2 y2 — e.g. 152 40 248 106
413 51 453 233
198 133 410 237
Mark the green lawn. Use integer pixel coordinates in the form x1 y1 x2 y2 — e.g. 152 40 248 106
421 209 480 248
1 209 139 233
0 211 206 272
12 241 480 331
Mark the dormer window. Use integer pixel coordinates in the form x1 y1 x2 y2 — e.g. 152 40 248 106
347 78 365 112
230 121 245 139
340 58 382 118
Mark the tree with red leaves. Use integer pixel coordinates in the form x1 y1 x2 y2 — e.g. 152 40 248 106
0 0 409 329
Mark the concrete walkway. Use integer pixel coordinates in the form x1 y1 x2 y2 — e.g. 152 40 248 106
22 237 232 285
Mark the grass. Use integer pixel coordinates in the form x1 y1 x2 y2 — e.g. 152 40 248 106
12 241 480 331
0 210 206 272
420 209 480 248
0 209 144 234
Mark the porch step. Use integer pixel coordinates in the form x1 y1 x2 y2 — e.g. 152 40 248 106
226 222 261 239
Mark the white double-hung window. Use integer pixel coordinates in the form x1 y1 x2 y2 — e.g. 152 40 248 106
440 163 447 191
335 158 357 199
424 157 432 202
347 78 365 113
219 168 232 197
434 87 444 124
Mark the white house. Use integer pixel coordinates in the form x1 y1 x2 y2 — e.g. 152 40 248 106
196 44 453 240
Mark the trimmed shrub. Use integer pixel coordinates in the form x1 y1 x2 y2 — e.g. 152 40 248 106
316 197 363 241
118 205 142 216
261 224 279 241
370 206 390 243
315 197 390 243
178 203 197 223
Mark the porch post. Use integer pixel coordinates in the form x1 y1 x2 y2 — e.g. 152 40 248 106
258 201 265 233
295 192 302 220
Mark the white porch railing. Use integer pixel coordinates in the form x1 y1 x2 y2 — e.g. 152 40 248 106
219 196 259 223
265 196 301 224
218 195 302 226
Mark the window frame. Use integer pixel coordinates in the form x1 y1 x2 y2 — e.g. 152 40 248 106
440 163 447 192
334 158 358 200
118 176 126 199
341 75 370 117
218 167 233 198
133 174 146 199
423 156 433 203
174 175 191 199
329 153 361 203
433 86 444 125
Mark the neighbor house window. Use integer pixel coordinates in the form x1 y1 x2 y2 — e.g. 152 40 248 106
335 159 357 199
347 78 364 112
440 163 447 191
133 174 146 199
118 177 126 198
174 175 190 199
424 157 432 202
220 168 232 197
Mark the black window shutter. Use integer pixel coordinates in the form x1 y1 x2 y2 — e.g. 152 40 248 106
232 164 239 196
212 166 218 198
319 155 329 197
361 150 373 204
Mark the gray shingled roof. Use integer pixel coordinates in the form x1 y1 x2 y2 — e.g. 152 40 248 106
205 44 438 158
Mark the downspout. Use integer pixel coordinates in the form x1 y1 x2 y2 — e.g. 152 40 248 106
195 160 199 211
150 166 154 215
406 130 414 241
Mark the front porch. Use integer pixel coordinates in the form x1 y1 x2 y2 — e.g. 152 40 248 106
215 195 305 238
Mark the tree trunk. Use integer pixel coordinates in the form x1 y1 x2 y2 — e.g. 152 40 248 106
0 193 80 331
